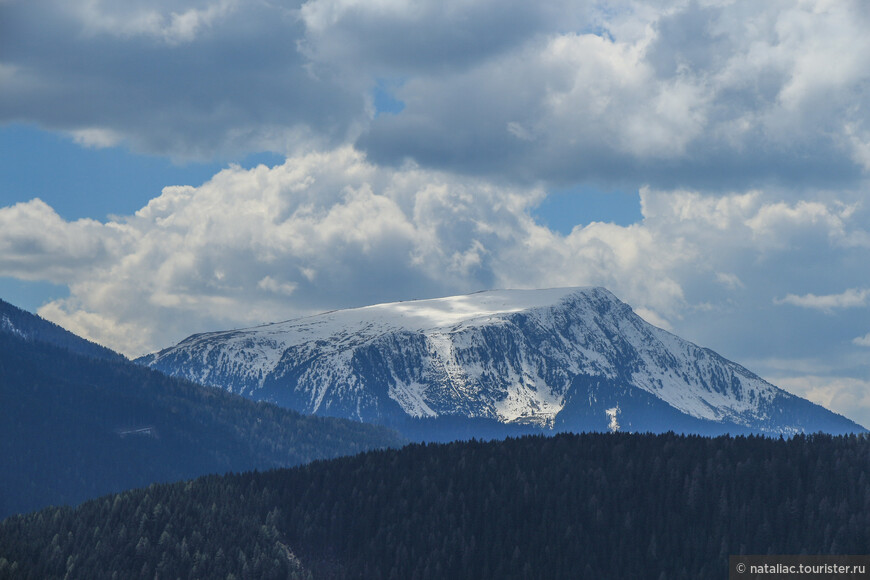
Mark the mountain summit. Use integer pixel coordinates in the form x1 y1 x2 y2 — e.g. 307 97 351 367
138 287 864 436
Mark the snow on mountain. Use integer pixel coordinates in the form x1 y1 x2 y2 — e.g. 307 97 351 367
1 314 26 338
137 287 865 436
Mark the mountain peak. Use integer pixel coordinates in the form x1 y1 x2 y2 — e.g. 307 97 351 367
251 287 610 333
138 287 865 438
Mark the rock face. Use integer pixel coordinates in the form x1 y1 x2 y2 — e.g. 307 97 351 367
137 287 865 436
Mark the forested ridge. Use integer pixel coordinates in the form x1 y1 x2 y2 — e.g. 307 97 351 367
0 330 404 519
0 299 122 362
2 431 869 579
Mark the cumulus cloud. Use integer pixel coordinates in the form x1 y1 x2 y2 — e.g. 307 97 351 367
0 146 866 367
0 148 675 354
8 148 548 354
0 199 126 282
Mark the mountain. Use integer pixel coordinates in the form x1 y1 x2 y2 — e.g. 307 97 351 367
3 432 869 579
0 305 404 519
0 298 122 361
138 287 865 437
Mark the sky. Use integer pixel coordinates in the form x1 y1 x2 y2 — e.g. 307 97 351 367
2 0 870 427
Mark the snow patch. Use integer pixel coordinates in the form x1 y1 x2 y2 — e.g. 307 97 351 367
1 315 26 339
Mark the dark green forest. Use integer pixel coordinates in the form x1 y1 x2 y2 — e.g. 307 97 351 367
2 431 868 579
0 330 404 519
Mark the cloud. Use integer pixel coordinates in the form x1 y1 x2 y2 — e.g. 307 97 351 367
3 0 870 429
70 128 124 149
0 148 685 354
715 272 744 290
0 199 125 282
775 288 870 312
3 0 870 189
353 1 870 189
70 0 240 45
6 148 546 354
853 333 870 347
0 0 364 160
0 146 865 365
298 0 593 76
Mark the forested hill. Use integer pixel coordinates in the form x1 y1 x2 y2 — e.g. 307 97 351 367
0 330 404 519
3 432 869 579
0 298 122 362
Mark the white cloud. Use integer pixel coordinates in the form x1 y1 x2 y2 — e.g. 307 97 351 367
0 146 863 364
853 333 870 347
775 288 870 312
70 127 124 149
0 148 683 354
0 199 126 283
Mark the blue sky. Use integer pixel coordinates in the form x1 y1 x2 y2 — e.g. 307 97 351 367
2 0 870 427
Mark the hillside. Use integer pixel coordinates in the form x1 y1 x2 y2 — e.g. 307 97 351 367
0 298 122 362
0 328 404 519
2 432 868 579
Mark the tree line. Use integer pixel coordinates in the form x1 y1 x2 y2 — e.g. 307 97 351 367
2 431 868 579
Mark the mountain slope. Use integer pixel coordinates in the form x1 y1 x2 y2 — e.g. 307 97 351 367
138 287 864 436
0 320 404 519
0 298 121 361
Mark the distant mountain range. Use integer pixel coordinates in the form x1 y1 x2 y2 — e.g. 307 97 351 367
0 298 404 519
138 287 866 437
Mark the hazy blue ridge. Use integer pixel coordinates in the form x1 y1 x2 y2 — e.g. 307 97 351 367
0 320 405 520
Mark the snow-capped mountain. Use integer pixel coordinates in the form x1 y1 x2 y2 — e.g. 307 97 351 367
137 287 865 436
